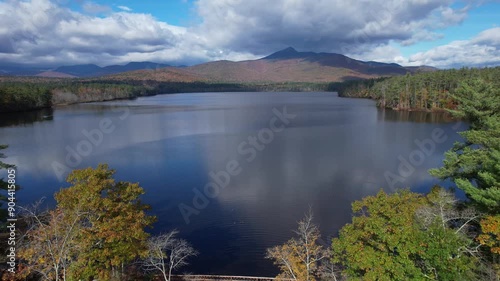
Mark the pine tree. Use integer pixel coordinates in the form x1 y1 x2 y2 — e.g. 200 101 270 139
430 79 500 213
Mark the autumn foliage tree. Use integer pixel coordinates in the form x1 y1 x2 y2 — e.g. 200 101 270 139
18 203 83 281
478 215 500 255
18 164 156 280
266 210 328 281
477 215 500 276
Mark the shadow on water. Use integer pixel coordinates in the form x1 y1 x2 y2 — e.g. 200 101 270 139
378 108 455 123
0 108 54 127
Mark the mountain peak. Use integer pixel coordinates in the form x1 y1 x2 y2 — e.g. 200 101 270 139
281 47 298 53
263 47 306 60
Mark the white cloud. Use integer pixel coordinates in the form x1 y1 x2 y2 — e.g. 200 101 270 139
408 27 500 68
0 0 191 65
346 44 406 64
0 0 496 67
473 26 500 47
117 5 132 12
0 0 259 66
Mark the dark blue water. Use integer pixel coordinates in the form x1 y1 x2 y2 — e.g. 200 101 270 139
0 92 465 275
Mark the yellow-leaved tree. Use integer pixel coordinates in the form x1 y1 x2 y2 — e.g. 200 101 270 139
266 210 328 281
19 164 156 281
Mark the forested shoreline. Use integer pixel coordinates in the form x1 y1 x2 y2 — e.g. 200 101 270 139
0 78 331 113
330 67 500 111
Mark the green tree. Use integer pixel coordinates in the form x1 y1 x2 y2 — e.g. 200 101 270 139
430 79 500 213
332 189 479 280
414 188 480 280
332 190 426 280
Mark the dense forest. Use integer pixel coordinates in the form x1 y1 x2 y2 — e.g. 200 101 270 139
0 78 331 113
0 83 52 112
0 80 139 112
330 67 500 111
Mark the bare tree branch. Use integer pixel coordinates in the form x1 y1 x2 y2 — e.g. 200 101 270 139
141 230 197 281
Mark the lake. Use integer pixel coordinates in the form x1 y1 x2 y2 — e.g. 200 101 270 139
0 92 465 276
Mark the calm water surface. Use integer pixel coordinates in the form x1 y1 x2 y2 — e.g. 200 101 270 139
0 92 464 275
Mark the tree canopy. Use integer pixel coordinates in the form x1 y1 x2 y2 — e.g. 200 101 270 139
335 67 500 111
430 79 500 213
331 189 479 281
19 164 156 280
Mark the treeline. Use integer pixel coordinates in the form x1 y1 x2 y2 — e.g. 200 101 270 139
0 83 52 112
250 82 330 92
0 79 331 113
0 80 140 112
330 67 500 111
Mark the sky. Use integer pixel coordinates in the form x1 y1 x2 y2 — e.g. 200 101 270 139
0 0 499 68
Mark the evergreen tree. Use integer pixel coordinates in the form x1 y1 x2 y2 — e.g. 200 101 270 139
430 79 500 213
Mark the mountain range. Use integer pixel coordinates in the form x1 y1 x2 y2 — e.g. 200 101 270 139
0 48 436 83
0 62 171 78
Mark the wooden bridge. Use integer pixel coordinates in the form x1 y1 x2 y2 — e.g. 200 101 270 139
171 275 293 281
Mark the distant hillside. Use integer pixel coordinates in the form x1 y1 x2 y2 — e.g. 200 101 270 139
0 64 49 76
181 47 437 83
0 48 437 82
105 67 208 83
0 62 172 77
105 48 438 83
54 62 171 77
183 58 360 82
37 71 77 78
